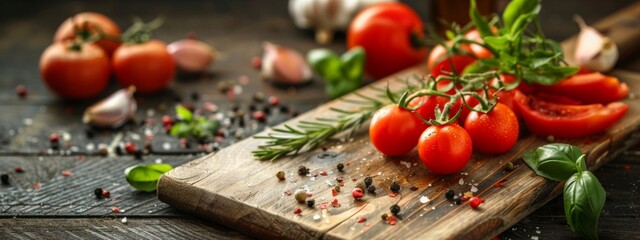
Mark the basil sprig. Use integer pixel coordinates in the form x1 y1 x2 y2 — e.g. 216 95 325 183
125 163 173 192
307 47 365 99
170 104 219 140
523 143 605 240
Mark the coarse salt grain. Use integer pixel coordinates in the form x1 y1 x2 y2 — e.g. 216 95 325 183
419 196 430 204
459 178 465 185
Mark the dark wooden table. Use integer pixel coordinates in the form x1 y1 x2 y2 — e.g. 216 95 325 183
1 0 639 239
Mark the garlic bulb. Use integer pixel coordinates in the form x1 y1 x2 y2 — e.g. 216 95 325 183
260 42 312 86
83 86 137 128
574 15 619 72
289 0 396 44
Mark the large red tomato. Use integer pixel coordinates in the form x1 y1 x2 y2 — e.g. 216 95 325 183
369 105 427 156
40 41 110 99
464 103 519 154
533 72 629 104
513 90 628 139
418 124 472 174
112 40 176 93
347 2 426 79
54 12 121 57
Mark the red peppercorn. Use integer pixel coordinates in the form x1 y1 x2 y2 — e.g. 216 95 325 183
331 188 338 196
102 189 111 198
33 182 41 190
469 196 484 209
162 115 173 126
356 217 367 223
16 85 27 98
49 133 60 143
61 170 72 177
124 142 136 154
331 198 340 207
320 171 327 176
293 208 302 214
251 56 262 69
352 188 364 199
112 207 121 213
268 96 280 106
252 111 267 122
15 166 24 173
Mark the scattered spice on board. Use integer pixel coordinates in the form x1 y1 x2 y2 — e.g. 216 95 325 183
306 199 315 208
112 207 121 213
293 208 302 214
284 190 292 196
33 182 41 190
16 85 27 98
352 188 364 199
14 166 24 173
386 215 398 225
367 185 376 194
276 171 286 180
469 197 485 209
336 163 344 172
61 170 72 177
320 171 327 176
364 176 373 188
445 189 455 200
294 189 308 203
1 174 9 185
331 198 340 207
410 186 419 191
297 166 309 176
331 188 338 196
390 204 400 216
356 217 367 223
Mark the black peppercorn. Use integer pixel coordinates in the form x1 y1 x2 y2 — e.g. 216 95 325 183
453 195 462 205
390 181 400 193
367 185 376 194
381 213 388 221
191 92 200 101
134 150 143 160
336 163 344 172
390 204 401 216
306 199 315 208
445 189 455 200
297 166 309 176
114 145 123 156
94 188 104 199
1 174 9 185
364 176 373 188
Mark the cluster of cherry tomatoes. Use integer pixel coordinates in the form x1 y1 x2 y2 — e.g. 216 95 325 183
349 2 629 175
40 12 175 99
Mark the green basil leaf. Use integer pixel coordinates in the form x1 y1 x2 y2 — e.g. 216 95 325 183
564 171 606 240
175 105 193 122
526 52 562 69
340 47 365 84
125 164 174 192
522 65 579 85
469 0 493 38
508 11 539 38
522 143 582 181
170 122 191 138
484 36 510 51
307 48 342 82
192 117 219 139
502 0 540 30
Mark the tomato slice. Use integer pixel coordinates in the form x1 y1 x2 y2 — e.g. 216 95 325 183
513 90 628 139
534 72 629 104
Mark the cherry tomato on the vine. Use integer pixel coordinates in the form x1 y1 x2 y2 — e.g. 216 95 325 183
430 55 476 78
348 2 426 79
427 41 473 70
464 103 519 154
464 29 494 59
369 104 427 156
54 12 121 57
418 124 472 174
410 95 462 123
112 40 176 93
40 41 110 99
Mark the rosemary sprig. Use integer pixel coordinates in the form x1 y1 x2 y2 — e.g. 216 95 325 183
252 84 405 161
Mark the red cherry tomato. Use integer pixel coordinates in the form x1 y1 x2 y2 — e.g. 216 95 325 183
369 105 427 156
418 124 472 174
410 95 462 123
427 41 473 70
348 2 427 79
112 40 176 93
459 89 516 125
54 12 121 57
40 41 110 99
464 103 519 154
430 55 476 78
513 90 628 139
464 29 493 59
533 72 629 104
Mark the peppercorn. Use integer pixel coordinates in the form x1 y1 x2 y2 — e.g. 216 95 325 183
98 147 109 157
505 162 516 171
335 176 344 183
445 189 455 200
294 189 307 203
268 96 280 106
276 171 286 180
336 163 344 172
352 188 364 199
362 177 372 188
124 142 136 154
469 196 484 209
16 85 27 98
410 186 419 191
14 166 24 173
390 181 400 193
94 188 104 199
367 185 376 194
191 91 200 101
253 111 267 122
262 106 271 115
134 150 143 160
1 174 9 185
297 166 309 176
334 185 341 192
390 204 400 216
253 92 265 102
279 105 290 113
355 181 366 190
114 145 123 155
381 213 388 221
306 199 315 208
453 195 462 205
85 128 95 139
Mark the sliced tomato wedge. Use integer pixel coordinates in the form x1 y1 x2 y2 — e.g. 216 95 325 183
513 90 628 139
534 72 629 104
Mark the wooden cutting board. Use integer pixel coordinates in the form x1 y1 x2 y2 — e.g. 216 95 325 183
158 4 640 240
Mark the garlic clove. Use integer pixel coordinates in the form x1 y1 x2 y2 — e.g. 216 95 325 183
167 38 216 73
260 42 312 86
83 86 137 128
574 15 619 72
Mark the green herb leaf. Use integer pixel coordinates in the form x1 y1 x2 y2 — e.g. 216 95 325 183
340 47 365 83
564 169 606 240
483 36 510 51
307 48 364 99
175 105 193 121
307 48 342 82
469 0 493 38
192 116 219 139
502 0 541 31
522 143 582 181
125 164 173 192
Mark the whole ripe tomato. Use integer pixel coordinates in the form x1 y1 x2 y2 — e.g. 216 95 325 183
427 41 472 70
410 95 462 122
112 40 176 93
54 12 121 57
347 2 426 79
40 41 110 99
464 103 519 154
464 29 494 59
418 124 472 174
459 89 516 125
533 72 629 104
430 55 476 78
513 90 628 139
369 104 427 156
